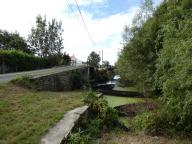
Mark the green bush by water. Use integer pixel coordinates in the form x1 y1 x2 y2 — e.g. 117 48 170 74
67 91 120 144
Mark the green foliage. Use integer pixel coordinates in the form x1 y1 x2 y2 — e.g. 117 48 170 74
68 132 89 144
68 91 120 143
0 49 48 73
0 30 31 54
84 91 119 128
94 69 110 84
45 53 71 66
11 76 39 89
84 91 108 118
117 16 159 94
182 0 192 9
28 15 64 57
70 71 87 90
87 51 101 68
116 0 192 135
129 112 153 133
150 4 192 134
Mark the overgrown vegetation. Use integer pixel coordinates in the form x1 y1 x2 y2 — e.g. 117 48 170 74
0 83 84 144
70 71 88 90
116 0 192 136
11 76 39 90
67 92 121 143
87 51 115 86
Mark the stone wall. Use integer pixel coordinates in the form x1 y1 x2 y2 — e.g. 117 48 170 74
33 67 88 91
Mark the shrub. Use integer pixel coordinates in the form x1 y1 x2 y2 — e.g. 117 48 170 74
0 50 48 73
68 91 120 143
67 132 89 144
130 112 153 133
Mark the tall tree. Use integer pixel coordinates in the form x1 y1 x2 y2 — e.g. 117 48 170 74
87 51 101 68
116 0 157 93
28 15 64 57
0 30 31 54
48 19 63 55
132 0 154 30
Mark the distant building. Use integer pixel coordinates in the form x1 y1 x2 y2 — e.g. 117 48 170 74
70 54 77 66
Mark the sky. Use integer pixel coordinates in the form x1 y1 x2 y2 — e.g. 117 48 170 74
0 0 163 65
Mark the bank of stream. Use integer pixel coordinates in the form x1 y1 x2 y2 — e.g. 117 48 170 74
67 84 157 144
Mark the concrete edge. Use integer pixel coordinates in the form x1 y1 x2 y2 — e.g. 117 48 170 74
40 105 88 144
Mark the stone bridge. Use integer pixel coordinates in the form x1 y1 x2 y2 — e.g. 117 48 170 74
0 65 93 91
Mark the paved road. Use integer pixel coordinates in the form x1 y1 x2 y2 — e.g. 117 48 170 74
0 64 86 83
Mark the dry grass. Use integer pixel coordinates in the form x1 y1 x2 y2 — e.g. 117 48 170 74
97 132 192 144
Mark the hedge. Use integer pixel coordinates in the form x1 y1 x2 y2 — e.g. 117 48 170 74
0 49 49 73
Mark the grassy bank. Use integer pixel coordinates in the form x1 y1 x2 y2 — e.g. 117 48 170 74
104 95 144 107
0 83 84 144
113 86 137 92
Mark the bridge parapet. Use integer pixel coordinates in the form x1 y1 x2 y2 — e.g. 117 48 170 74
33 65 89 91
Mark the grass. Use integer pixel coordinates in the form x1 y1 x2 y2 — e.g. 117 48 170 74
104 95 144 107
0 83 85 144
113 86 138 92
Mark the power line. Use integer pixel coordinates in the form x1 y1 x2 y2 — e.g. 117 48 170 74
66 0 79 19
73 0 95 46
65 0 85 29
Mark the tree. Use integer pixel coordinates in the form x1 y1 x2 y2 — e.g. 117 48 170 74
121 25 133 45
102 60 110 69
132 0 154 31
117 0 192 134
0 30 31 54
28 15 64 57
87 51 101 68
116 0 157 93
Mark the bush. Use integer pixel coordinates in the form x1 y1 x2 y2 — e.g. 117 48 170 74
68 91 120 143
130 112 153 133
0 50 48 73
68 132 89 144
0 50 71 74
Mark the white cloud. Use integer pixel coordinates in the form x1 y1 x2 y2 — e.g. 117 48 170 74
74 0 105 6
63 6 138 64
0 0 145 65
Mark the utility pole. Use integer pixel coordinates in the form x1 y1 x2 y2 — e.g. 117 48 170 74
101 49 103 65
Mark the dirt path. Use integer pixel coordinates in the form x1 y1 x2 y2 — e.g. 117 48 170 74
97 132 192 144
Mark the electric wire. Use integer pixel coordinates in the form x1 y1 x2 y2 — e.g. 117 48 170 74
73 0 95 46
